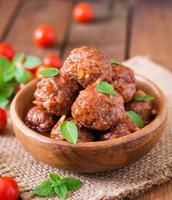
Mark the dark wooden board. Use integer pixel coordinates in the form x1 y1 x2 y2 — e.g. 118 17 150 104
136 181 172 200
0 0 20 40
5 0 73 58
63 0 128 61
130 0 172 70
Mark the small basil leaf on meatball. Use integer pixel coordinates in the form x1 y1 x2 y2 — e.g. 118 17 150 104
50 116 94 142
72 83 125 131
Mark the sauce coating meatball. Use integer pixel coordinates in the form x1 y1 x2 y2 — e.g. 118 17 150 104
61 46 112 88
99 113 137 140
50 116 94 142
34 75 79 116
112 64 136 102
72 83 125 131
25 106 57 133
126 100 153 123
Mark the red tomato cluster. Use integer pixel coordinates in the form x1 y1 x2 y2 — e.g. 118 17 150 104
0 43 15 60
0 177 19 200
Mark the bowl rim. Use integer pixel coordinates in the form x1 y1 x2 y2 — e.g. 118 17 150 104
10 74 168 149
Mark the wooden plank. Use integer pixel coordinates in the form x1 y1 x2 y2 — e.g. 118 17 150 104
0 0 20 40
5 0 73 58
136 181 172 200
64 0 128 61
130 0 172 70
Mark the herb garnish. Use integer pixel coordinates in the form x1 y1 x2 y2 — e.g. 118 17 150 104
33 172 82 199
127 111 144 128
0 53 41 107
60 121 78 144
111 59 123 66
96 81 117 96
134 95 154 101
39 67 59 77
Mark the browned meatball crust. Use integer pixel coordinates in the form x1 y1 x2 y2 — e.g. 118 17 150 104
112 64 136 102
72 83 125 131
126 100 153 123
99 114 137 140
25 106 57 133
61 46 112 88
34 75 79 116
50 116 94 142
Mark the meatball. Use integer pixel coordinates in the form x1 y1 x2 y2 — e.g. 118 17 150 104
61 46 112 88
25 106 57 133
99 114 137 140
126 100 153 123
50 116 94 142
112 64 136 102
34 75 79 116
72 83 125 131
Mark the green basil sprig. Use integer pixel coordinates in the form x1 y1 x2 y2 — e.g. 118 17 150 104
96 81 117 96
60 121 78 144
0 53 41 108
39 68 59 77
127 111 144 128
33 172 82 199
134 95 154 101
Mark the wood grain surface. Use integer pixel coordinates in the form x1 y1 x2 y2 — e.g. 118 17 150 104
0 0 21 40
4 0 72 58
0 0 172 199
130 0 172 70
64 0 128 60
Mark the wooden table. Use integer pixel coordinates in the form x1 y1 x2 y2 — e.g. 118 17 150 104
0 0 171 199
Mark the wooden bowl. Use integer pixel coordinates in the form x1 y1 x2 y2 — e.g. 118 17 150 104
10 75 167 173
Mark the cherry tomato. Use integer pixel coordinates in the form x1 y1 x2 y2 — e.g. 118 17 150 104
43 54 62 69
72 2 94 23
33 25 57 48
0 176 19 200
36 65 49 78
0 43 15 60
0 108 7 134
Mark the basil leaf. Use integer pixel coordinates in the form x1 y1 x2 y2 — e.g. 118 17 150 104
0 85 14 98
23 55 41 68
134 95 154 101
39 68 59 77
0 56 11 69
111 59 123 66
0 97 9 108
3 64 15 82
50 173 61 183
54 184 67 200
127 111 144 128
96 81 117 96
60 121 78 144
62 178 82 191
33 180 54 197
15 67 32 84
13 52 25 65
0 69 5 87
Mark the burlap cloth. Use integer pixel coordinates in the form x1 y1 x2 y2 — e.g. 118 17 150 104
0 56 172 200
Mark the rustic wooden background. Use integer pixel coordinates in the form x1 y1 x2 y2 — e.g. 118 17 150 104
0 0 171 199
